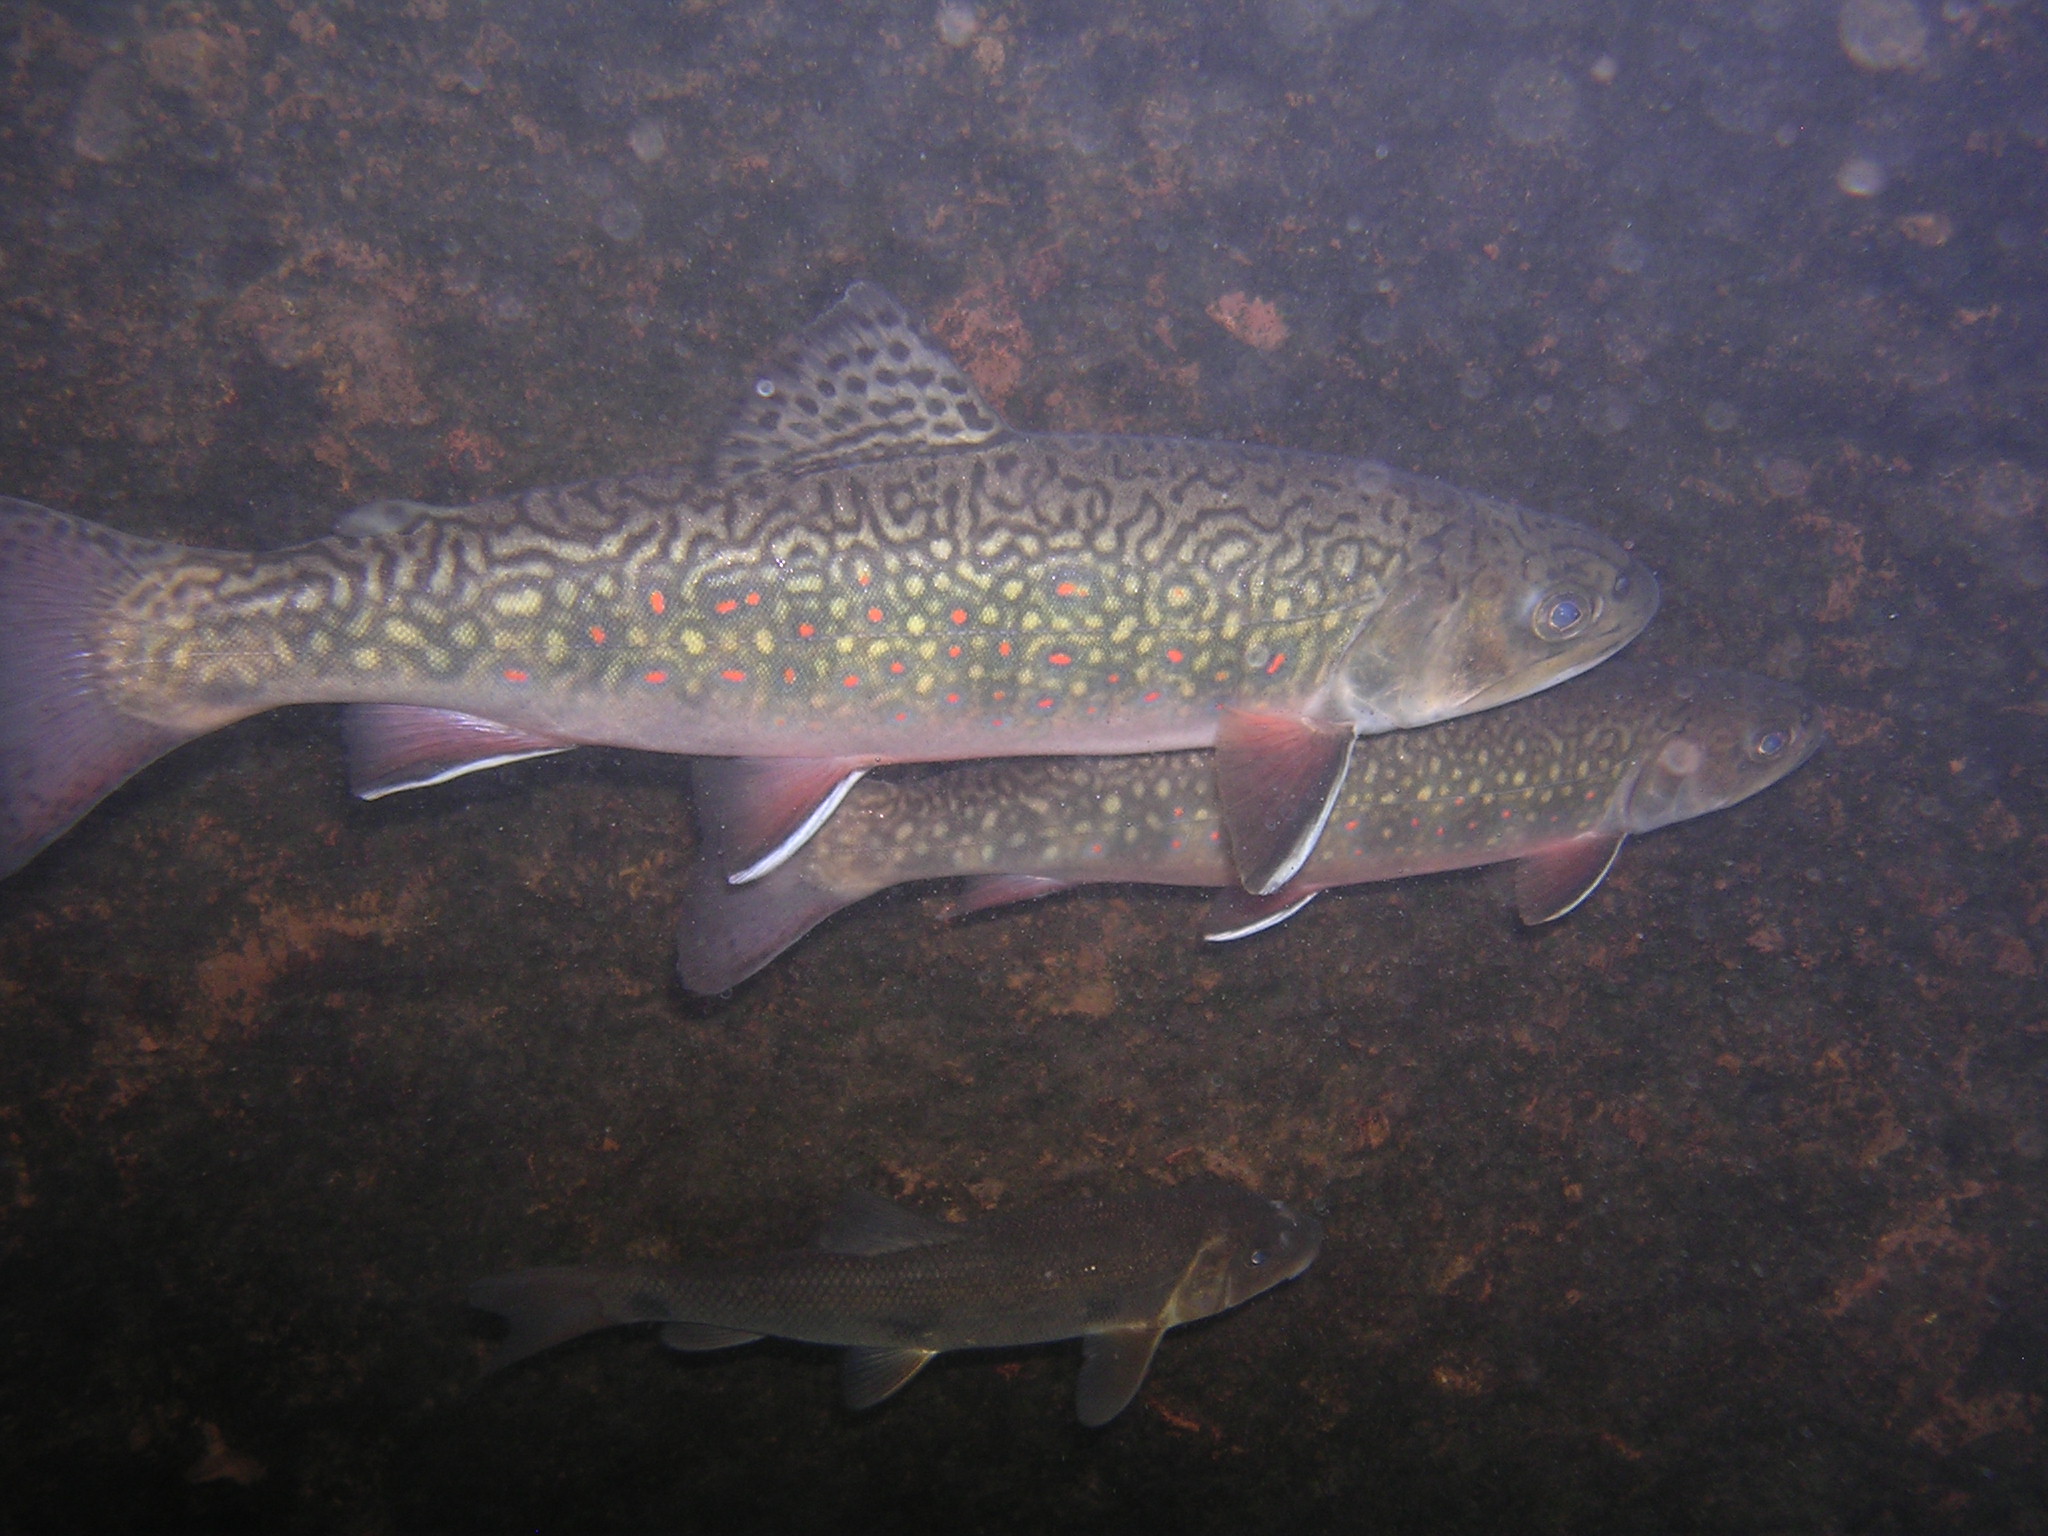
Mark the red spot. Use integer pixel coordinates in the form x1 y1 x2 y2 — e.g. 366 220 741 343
856 570 871 586
1501 808 1513 819
1036 697 1053 709
999 640 1012 657
1166 648 1184 664
1056 581 1088 597
1410 817 1421 827
867 606 884 623
745 592 760 606
1172 806 1183 817
503 669 529 683
1345 819 1359 831
1209 830 1221 841
1107 673 1120 684
843 674 860 688
1265 652 1287 675
948 645 962 658
798 622 815 638
945 693 960 704
895 711 909 721
645 670 668 684
721 668 746 683
889 661 905 674
1090 842 1103 854
784 667 797 684
1143 691 1161 703
993 690 1006 701
649 590 666 614
1171 838 1182 849
588 626 607 645
1048 652 1072 667
715 599 739 615
1436 826 1446 836
950 608 968 625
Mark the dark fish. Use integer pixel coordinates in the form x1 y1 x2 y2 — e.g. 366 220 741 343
470 1177 1321 1427
676 665 1821 993
0 284 1655 892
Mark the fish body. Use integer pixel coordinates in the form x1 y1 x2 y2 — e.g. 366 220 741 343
676 665 1822 992
0 284 1655 889
470 1177 1320 1426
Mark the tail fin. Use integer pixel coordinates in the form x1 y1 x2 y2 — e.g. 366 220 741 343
468 1268 647 1372
0 498 197 879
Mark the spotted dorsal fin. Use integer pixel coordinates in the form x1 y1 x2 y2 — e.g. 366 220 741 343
713 281 1009 483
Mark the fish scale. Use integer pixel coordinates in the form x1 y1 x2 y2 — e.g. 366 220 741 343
0 282 1656 890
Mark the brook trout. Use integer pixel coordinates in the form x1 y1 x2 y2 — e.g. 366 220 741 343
676 665 1820 992
471 1177 1320 1426
0 284 1655 893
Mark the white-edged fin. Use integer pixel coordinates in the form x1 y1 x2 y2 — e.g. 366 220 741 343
344 705 573 800
1076 1323 1166 1427
944 874 1072 919
713 281 1009 483
842 1345 938 1410
333 498 462 538
657 1322 762 1352
814 1187 960 1256
690 756 874 886
1202 884 1321 942
1513 833 1628 925
1214 706 1356 897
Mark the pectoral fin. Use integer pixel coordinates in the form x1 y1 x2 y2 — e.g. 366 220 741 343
1214 707 1356 896
944 874 1072 918
690 756 875 885
842 1345 938 1410
1202 882 1321 942
1076 1323 1166 1427
344 706 573 800
658 1322 762 1352
1514 833 1628 924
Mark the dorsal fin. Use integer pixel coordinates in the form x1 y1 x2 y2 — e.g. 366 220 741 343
713 281 1009 483
814 1187 960 1256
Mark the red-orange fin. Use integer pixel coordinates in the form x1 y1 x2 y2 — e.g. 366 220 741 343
0 498 199 878
943 874 1072 919
344 705 572 800
1201 882 1321 942
1213 707 1356 896
691 756 875 885
1514 833 1627 924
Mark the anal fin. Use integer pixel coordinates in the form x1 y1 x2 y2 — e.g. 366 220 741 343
1202 882 1321 942
1514 833 1628 924
842 1345 938 1410
658 1322 762 1352
1076 1323 1166 1427
1214 707 1356 896
345 705 572 800
944 874 1072 919
690 756 875 885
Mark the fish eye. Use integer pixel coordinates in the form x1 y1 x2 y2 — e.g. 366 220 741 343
1613 573 1632 599
1249 1249 1269 1267
1532 590 1593 643
1751 728 1789 759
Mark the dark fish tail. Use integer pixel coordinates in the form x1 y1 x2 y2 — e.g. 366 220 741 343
0 498 195 878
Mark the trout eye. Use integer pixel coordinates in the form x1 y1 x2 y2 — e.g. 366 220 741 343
1751 728 1789 760
1532 589 1593 642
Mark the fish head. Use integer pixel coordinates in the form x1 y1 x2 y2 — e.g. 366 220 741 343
1621 669 1825 832
1332 506 1659 730
1166 1184 1325 1324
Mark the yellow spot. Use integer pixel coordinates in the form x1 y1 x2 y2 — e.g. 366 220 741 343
1001 579 1024 601
681 629 707 655
916 674 935 694
907 614 927 636
1102 793 1122 815
837 635 856 655
1273 596 1292 620
451 620 481 648
352 646 381 670
754 629 775 655
383 618 423 646
292 589 323 612
493 588 544 618
543 633 569 664
980 605 999 625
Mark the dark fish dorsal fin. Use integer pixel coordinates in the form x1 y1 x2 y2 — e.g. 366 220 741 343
712 281 1009 484
691 756 875 885
1513 832 1628 924
333 498 463 538
945 873 1072 919
344 705 573 800
657 1322 762 1352
842 1345 938 1410
1201 882 1321 942
1213 707 1357 896
1076 1323 1166 1427
815 1187 960 1256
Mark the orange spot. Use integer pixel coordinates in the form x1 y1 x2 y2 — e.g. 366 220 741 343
798 623 815 638
889 661 905 674
1090 842 1103 854
649 590 666 614
1172 807 1183 817
867 606 884 623
895 711 909 721
1055 581 1088 597
856 570 871 586
1265 652 1287 675
1346 819 1359 831
715 599 739 615
843 674 860 688
1214 669 1229 682
745 592 760 606
588 626 607 645
1171 838 1183 849
1107 673 1120 684
998 640 1012 657
946 693 960 704
951 609 968 625
993 690 1006 701
645 670 668 684
1501 808 1513 818
1048 653 1072 667
784 667 797 684
503 669 529 683
721 669 746 683
1143 691 1161 703
1037 697 1053 709
1166 649 1184 664
948 645 962 658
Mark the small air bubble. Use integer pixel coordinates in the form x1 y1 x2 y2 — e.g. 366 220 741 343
754 378 777 398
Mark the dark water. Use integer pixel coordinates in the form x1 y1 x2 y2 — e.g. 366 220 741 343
2 0 2046 1529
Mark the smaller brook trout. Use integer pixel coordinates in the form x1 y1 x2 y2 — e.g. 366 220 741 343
470 1178 1320 1427
676 664 1822 993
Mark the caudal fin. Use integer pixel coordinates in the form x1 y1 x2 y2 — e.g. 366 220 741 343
0 498 196 879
